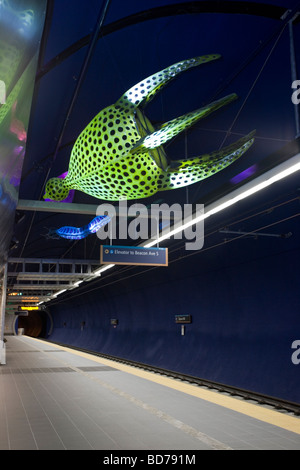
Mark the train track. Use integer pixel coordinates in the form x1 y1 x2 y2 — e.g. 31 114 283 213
49 341 300 416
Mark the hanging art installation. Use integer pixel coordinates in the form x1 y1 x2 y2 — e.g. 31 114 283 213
44 54 255 204
47 215 110 240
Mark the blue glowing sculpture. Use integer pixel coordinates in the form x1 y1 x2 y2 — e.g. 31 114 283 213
48 215 110 240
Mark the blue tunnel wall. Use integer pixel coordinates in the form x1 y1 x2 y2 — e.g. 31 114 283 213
48 233 300 404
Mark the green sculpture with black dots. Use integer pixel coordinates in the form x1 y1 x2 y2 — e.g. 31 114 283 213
44 55 255 202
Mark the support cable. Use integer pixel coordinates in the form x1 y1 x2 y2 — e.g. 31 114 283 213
18 0 111 260
219 24 288 150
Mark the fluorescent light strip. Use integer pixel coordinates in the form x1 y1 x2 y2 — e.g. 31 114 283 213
53 289 67 297
144 154 300 248
93 264 115 276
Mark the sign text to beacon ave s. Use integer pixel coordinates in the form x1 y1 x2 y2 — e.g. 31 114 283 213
100 245 168 266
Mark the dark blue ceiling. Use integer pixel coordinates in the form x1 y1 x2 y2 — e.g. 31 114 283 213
9 0 300 264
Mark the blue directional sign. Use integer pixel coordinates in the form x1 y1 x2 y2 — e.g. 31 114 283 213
100 245 168 266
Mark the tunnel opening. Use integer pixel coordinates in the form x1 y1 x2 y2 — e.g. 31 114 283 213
16 310 51 338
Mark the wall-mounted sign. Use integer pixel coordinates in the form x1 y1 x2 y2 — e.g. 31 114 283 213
100 245 168 266
175 315 192 324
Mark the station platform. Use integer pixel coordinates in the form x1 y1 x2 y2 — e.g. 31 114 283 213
0 335 299 451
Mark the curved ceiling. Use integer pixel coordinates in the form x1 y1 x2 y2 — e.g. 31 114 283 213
2 0 300 308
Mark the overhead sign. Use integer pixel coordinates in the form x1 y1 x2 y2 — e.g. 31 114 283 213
100 245 168 266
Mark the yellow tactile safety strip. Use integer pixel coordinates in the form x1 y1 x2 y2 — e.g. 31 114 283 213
31 337 300 436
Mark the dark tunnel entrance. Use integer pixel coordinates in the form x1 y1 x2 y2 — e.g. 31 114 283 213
16 310 51 338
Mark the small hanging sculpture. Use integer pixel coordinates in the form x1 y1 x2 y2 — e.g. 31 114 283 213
44 54 255 202
47 215 110 240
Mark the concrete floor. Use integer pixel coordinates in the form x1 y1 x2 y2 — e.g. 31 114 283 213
0 335 299 451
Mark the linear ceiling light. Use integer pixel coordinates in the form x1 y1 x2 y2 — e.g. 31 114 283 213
52 289 67 297
144 154 300 248
93 264 115 276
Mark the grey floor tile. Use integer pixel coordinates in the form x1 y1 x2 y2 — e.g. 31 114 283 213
1 336 300 450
